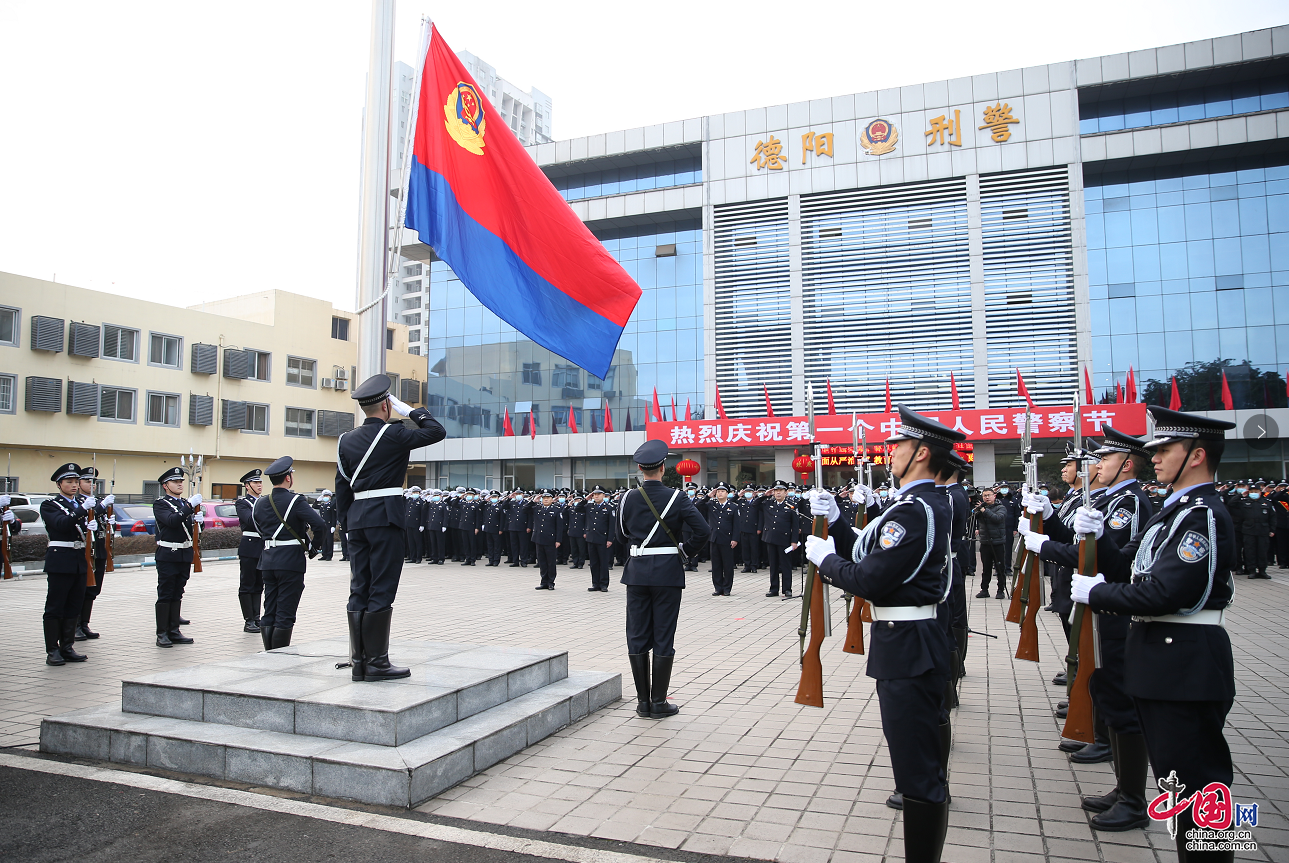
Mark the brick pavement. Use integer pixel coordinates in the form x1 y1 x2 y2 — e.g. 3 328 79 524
2 556 1285 862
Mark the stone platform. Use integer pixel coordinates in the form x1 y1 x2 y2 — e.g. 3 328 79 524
39 639 620 808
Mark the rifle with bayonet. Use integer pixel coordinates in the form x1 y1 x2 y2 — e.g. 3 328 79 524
842 412 866 655
1 454 11 580
104 460 116 572
1005 426 1030 623
1015 407 1044 662
1062 392 1097 743
184 451 205 573
795 383 831 708
84 453 98 588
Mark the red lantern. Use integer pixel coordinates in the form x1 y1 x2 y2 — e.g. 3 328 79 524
792 454 815 479
675 458 701 479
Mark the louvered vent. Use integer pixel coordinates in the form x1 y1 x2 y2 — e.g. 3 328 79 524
189 394 214 426
221 399 247 429
317 409 356 437
422 381 430 406
713 198 793 417
223 348 249 379
191 343 218 375
67 381 100 415
30 316 64 352
980 168 1077 407
400 378 420 404
25 376 62 412
800 178 972 413
69 322 101 358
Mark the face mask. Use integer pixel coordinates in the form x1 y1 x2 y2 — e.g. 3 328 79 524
999 488 1009 495
1238 489 1248 496
558 497 566 503
687 490 695 498
1250 492 1261 499
879 491 889 499
1040 490 1049 497
431 496 440 502
744 492 753 499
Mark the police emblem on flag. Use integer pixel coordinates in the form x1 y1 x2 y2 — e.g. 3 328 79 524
1108 507 1133 530
1177 530 1210 563
443 82 487 155
879 521 906 549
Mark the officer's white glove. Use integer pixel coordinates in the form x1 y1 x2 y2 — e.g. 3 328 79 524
1017 517 1031 536
855 484 877 508
387 394 412 417
441 526 447 532
1 509 14 523
1073 507 1104 539
809 489 840 523
1022 491 1054 520
109 515 117 526
419 526 424 532
102 494 115 507
0 494 10 508
804 534 836 567
1071 573 1106 605
188 493 203 508
83 496 98 511
1023 532 1048 554
194 514 205 525
87 519 99 531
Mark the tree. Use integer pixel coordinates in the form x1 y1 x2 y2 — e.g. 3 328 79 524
1141 359 1287 411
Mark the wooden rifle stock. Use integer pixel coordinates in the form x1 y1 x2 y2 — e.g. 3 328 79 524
794 513 828 707
84 503 97 588
104 515 114 572
0 504 11 580
842 504 865 655
1005 536 1026 624
192 513 203 573
1061 534 1097 743
1014 511 1043 661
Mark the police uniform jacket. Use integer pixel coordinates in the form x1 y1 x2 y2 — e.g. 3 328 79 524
761 498 803 546
946 483 969 564
529 504 565 546
455 499 479 531
422 499 448 531
820 479 952 680
41 494 90 576
616 480 710 587
505 498 531 531
334 411 446 530
75 494 110 558
568 501 586 534
253 487 327 572
404 495 424 531
706 499 742 544
235 494 264 559
1271 492 1289 530
1089 482 1235 701
1045 490 1085 617
736 495 762 533
482 501 506 533
584 501 615 543
153 494 197 565
1235 496 1274 535
317 499 338 529
1043 480 1153 567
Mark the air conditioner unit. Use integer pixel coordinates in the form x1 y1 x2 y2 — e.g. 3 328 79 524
334 380 348 391
334 368 349 380
321 377 335 389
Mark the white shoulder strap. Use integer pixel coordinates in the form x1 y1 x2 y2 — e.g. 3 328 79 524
271 494 301 542
640 488 681 547
339 423 392 489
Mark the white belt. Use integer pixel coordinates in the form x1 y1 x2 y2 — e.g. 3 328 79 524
354 487 403 500
242 531 261 538
630 545 678 557
1135 609 1226 626
157 540 193 549
869 604 937 621
263 539 303 548
48 540 86 549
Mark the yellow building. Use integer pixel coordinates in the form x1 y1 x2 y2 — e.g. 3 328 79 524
0 272 425 499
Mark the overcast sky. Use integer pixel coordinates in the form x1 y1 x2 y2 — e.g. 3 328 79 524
1 1 1284 313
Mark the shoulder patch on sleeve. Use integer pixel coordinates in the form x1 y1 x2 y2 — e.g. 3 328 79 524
1177 530 1210 564
879 521 906 549
1108 507 1133 531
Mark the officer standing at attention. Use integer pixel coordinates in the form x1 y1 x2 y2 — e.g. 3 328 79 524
506 488 531 567
482 490 506 565
706 482 741 596
530 490 565 589
316 490 338 561
619 441 711 719
335 373 446 682
75 466 113 641
422 489 448 565
153 466 201 648
404 487 424 564
737 484 762 574
235 469 266 634
1071 407 1237 862
1236 482 1274 579
805 406 962 863
761 480 803 600
253 456 327 650
40 463 91 666
568 492 587 569
583 485 615 592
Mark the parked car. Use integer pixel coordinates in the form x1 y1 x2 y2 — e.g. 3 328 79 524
202 500 241 530
113 504 157 536
5 494 52 536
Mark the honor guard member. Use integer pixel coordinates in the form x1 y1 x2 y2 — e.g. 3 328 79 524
583 485 615 592
76 465 113 641
619 440 711 719
153 466 201 648
1071 407 1237 862
940 453 972 704
335 374 446 682
40 463 91 666
706 482 741 596
482 490 506 565
761 480 804 600
805 406 960 863
530 490 565 588
235 469 266 633
422 490 448 564
316 490 338 561
253 456 327 650
506 489 532 567
1047 450 1087 655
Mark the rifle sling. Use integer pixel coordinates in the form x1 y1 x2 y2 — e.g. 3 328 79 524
267 492 309 552
637 488 686 560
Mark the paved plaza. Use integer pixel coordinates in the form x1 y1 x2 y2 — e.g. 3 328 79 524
2 556 1286 862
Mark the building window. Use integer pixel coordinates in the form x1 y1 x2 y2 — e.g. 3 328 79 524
404 279 423 291
142 481 160 499
242 403 268 434
145 392 180 427
148 332 183 369
404 313 421 327
0 374 14 413
408 329 421 342
0 306 18 347
386 329 394 350
102 325 138 362
522 362 542 385
285 407 315 438
246 350 270 381
331 316 349 341
99 387 135 423
409 345 420 356
286 356 316 388
552 364 581 389
404 263 422 277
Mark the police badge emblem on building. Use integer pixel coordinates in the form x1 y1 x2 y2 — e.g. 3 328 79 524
1177 530 1210 563
860 118 898 156
444 81 487 155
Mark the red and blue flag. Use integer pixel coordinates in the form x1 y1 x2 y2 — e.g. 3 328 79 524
405 26 641 379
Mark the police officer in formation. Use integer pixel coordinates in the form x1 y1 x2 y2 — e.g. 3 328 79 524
736 483 762 574
40 463 91 665
404 487 424 564
76 465 113 641
683 482 706 572
235 468 265 633
706 482 740 596
1233 483 1274 578
315 490 338 561
422 489 449 564
153 465 201 648
566 492 587 569
805 406 962 863
530 490 565 589
761 479 804 599
619 440 710 719
583 485 615 591
506 488 532 566
335 373 445 682
481 489 507 565
456 489 481 565
253 456 327 650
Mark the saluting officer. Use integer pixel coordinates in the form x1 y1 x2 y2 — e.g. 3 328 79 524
529 490 565 589
583 485 615 592
153 466 201 648
75 465 113 641
761 480 803 600
567 493 587 569
737 484 762 573
235 468 266 634
335 374 445 682
41 463 92 666
706 481 741 596
253 456 327 650
422 489 448 564
1072 407 1238 862
506 488 532 567
618 441 710 719
482 490 506 565
805 407 961 863
404 487 424 564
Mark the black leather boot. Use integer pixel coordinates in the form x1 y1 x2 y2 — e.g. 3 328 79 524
77 596 99 639
1090 732 1149 831
628 653 650 717
953 626 967 678
1052 671 1067 686
167 602 194 644
270 625 293 649
939 720 952 804
1081 729 1121 813
347 611 365 682
155 602 173 648
44 618 65 665
1071 717 1112 763
260 624 274 651
59 619 87 661
886 792 904 810
649 654 679 718
361 608 410 680
944 652 959 709
902 796 949 863
239 595 260 633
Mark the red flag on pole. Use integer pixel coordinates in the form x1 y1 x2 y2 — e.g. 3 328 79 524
1169 377 1181 411
1220 370 1234 410
671 395 677 424
529 410 537 439
826 379 837 415
764 385 775 417
949 372 960 410
652 388 663 424
1084 366 1095 406
1126 366 1137 403
684 399 691 421
884 378 892 412
1016 369 1036 409
604 403 614 432
502 407 514 436
567 405 577 433
714 385 728 419
1115 382 1124 404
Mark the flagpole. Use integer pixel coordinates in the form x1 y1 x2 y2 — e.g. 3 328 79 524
389 16 432 293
